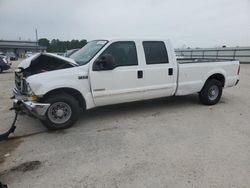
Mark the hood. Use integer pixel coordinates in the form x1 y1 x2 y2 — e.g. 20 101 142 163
17 53 78 78
18 53 78 69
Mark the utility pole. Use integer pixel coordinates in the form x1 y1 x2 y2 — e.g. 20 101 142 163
35 28 38 52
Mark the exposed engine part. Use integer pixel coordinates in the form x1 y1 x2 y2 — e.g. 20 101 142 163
15 53 77 94
22 54 76 77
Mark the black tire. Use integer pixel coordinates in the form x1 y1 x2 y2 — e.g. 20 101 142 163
0 67 2 73
199 79 223 105
41 93 80 130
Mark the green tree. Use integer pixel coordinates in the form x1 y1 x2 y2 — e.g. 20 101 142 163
79 39 87 47
38 38 50 48
38 38 87 53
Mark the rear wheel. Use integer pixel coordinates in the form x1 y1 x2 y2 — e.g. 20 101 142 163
41 93 80 130
199 79 223 105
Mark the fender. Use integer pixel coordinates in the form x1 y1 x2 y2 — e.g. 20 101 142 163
26 66 96 109
204 68 226 86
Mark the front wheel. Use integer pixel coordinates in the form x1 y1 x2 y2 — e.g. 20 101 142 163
41 93 80 130
199 79 223 105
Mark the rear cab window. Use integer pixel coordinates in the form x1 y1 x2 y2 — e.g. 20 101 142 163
143 41 169 64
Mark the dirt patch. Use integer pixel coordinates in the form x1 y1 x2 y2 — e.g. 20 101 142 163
49 129 68 135
151 112 161 117
10 160 42 172
0 160 42 179
97 126 118 132
7 131 46 140
0 139 23 165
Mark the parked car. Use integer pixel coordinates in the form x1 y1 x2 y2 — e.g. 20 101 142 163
0 55 11 73
64 48 80 57
25 51 33 58
12 39 240 130
0 53 11 66
56 52 65 56
6 52 18 61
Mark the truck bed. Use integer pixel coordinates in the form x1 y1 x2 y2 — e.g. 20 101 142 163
175 58 239 96
177 58 236 64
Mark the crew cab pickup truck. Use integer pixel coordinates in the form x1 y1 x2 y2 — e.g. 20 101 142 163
13 39 240 130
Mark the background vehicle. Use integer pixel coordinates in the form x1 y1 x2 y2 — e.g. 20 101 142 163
56 52 65 56
25 51 33 58
6 51 18 61
0 55 11 73
13 39 240 130
0 53 11 65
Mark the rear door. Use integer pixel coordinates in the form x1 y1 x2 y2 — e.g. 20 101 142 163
141 41 177 99
89 41 144 106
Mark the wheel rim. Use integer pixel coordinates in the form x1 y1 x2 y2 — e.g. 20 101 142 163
48 102 72 124
208 85 219 100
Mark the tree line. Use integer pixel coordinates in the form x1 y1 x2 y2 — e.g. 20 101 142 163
38 38 87 53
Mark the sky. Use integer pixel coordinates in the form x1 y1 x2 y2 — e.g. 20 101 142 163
0 0 250 48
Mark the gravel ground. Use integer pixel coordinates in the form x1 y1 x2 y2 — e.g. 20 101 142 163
0 60 250 188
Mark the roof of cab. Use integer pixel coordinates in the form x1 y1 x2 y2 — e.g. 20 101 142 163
92 38 171 43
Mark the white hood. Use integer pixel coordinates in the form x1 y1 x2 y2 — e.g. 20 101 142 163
18 53 78 69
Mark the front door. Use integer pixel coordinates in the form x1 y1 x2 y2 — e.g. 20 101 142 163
89 41 143 106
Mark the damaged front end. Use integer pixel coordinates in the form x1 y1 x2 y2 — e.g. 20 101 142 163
0 53 78 140
13 53 78 119
12 88 50 119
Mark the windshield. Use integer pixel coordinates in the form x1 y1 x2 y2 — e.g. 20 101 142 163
70 40 108 65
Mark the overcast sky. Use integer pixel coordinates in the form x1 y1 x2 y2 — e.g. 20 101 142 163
0 0 250 48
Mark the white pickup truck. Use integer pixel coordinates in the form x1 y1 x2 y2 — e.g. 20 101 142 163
13 39 240 130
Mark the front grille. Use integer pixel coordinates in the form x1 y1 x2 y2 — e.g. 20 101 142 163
22 79 28 94
15 72 22 91
15 72 28 94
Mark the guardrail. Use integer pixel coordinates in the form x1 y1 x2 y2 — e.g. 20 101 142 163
175 47 250 63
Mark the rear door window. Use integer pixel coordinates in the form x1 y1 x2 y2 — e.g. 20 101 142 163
143 41 169 64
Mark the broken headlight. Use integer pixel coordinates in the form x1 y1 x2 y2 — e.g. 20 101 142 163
26 82 39 101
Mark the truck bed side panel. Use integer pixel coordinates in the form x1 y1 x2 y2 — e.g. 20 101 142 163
176 61 239 96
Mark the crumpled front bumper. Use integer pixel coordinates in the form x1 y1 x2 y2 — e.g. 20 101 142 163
12 88 50 120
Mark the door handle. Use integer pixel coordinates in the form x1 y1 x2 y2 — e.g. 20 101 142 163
168 68 173 76
137 70 143 79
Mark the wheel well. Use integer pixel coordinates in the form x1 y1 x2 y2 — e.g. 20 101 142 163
42 88 86 110
207 74 225 87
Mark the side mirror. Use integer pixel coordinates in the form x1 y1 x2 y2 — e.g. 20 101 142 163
93 54 116 71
